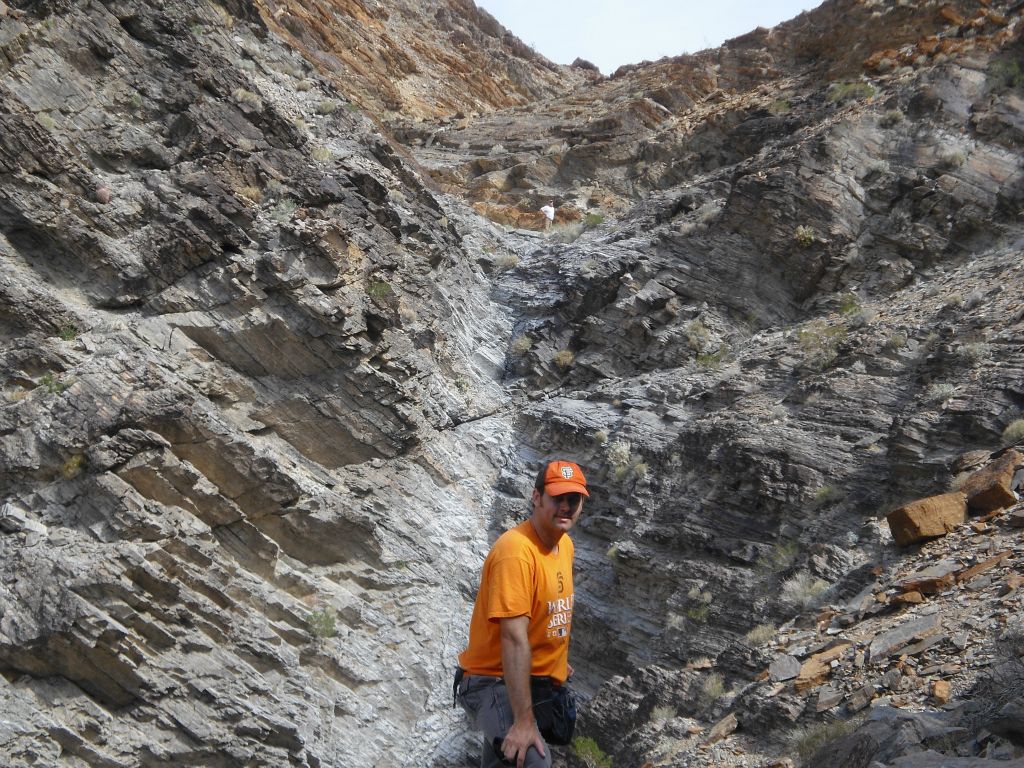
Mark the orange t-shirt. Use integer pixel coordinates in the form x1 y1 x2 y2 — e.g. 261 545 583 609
459 521 575 684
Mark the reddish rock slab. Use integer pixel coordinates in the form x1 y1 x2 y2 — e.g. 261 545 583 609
887 492 967 546
963 450 1022 514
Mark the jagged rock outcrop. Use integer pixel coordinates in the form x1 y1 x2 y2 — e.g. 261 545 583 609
1 0 1023 766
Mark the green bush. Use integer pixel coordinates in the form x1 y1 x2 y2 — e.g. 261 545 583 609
368 280 393 300
571 737 612 768
879 108 905 127
58 324 79 341
756 541 799 573
768 99 791 115
584 212 605 228
695 346 728 368
38 373 69 395
837 293 860 315
812 485 846 508
988 58 1023 90
745 623 776 646
316 99 340 115
1002 419 1024 445
794 224 816 247
494 254 520 270
232 88 261 107
552 349 574 370
699 672 725 707
827 82 875 104
797 320 846 371
510 335 533 355
308 607 337 640
791 718 863 765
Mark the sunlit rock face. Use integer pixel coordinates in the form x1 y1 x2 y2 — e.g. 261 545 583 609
2 0 1024 766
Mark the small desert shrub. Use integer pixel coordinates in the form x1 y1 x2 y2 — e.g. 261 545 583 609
686 604 709 623
510 335 533 355
827 81 876 104
316 99 340 115
700 672 725 707
58 324 79 341
925 382 956 404
308 607 337 639
296 79 314 92
232 88 261 107
1002 419 1024 445
684 319 712 352
794 224 816 247
571 737 612 768
633 462 648 480
592 429 608 444
949 471 972 491
584 212 604 228
837 293 860 315
606 440 631 469
238 59 256 72
650 704 676 724
129 92 144 111
781 571 830 610
813 485 846 508
768 99 791 115
37 112 57 130
745 623 776 646
265 178 287 196
797 320 846 371
757 541 799 573
958 342 992 363
879 108 905 127
791 718 862 765
271 199 298 223
884 332 908 351
696 346 728 368
237 185 263 203
988 57 1023 90
488 143 507 156
310 145 334 163
605 544 619 559
552 349 574 370
939 149 966 170
61 454 85 479
548 222 585 243
367 280 393 300
494 253 520 270
38 373 68 395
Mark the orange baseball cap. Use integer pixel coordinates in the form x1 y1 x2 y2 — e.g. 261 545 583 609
543 460 589 497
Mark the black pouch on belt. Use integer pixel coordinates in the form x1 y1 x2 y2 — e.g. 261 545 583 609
452 667 465 708
529 677 577 746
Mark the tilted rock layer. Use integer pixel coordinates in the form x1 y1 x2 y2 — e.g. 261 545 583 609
1 0 1023 766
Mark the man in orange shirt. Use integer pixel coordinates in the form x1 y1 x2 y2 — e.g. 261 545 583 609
455 460 588 768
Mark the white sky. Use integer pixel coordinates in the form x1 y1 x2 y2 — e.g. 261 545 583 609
476 0 823 75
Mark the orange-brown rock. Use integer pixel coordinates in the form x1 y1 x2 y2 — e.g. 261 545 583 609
956 551 1011 583
795 643 850 692
962 450 1022 513
939 6 967 25
931 679 951 704
887 492 967 546
892 590 925 606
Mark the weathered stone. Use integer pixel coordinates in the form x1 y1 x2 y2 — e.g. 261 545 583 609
897 561 959 594
869 614 941 663
963 450 1022 513
769 654 802 682
931 679 951 704
816 685 844 712
887 493 967 546
704 712 738 745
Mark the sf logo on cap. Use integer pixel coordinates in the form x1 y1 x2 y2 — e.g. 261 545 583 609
561 467 574 479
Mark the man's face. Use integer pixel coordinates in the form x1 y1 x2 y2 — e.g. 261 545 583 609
531 488 583 544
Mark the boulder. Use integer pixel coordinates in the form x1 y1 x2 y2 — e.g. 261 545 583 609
962 450 1022 514
886 492 967 546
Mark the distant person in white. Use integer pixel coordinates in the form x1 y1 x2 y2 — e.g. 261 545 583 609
540 201 555 229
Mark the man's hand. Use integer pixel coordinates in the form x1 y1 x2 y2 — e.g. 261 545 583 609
500 616 546 768
501 719 545 768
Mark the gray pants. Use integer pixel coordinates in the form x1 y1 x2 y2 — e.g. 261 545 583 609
457 674 552 768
